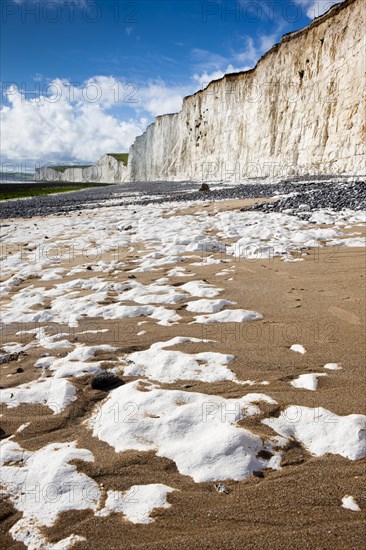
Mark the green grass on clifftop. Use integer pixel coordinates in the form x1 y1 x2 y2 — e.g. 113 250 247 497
107 153 129 166
51 165 93 173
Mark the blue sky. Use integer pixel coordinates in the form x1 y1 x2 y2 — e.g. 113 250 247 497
1 0 340 167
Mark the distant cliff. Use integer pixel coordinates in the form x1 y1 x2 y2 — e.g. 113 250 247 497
128 0 365 182
35 154 129 183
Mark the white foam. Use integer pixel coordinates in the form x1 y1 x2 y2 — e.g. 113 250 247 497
180 280 223 298
341 495 361 511
65 344 116 361
193 309 262 324
0 440 99 548
96 484 174 524
40 268 65 281
35 356 56 369
167 267 195 277
50 360 104 379
118 281 188 305
324 363 342 370
88 380 278 482
290 344 306 354
290 373 327 391
263 406 366 460
0 378 76 414
36 327 71 350
10 520 85 550
186 299 236 313
123 337 236 383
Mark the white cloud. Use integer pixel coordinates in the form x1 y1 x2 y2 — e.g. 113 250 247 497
0 84 146 164
192 31 278 90
1 10 309 168
193 65 252 90
191 49 229 70
137 82 192 117
0 76 194 164
293 0 342 19
1 26 282 166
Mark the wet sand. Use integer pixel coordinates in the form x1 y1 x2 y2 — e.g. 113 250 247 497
0 201 365 549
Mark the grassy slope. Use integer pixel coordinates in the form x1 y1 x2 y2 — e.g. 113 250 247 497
0 183 112 201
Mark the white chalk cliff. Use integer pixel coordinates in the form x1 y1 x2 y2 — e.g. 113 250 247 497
35 154 130 183
128 0 365 182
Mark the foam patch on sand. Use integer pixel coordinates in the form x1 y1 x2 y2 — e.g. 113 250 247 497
167 267 195 277
263 406 366 460
0 440 99 548
290 373 327 391
180 280 223 298
214 210 366 260
186 299 236 313
324 362 342 370
65 344 116 361
1 281 181 327
1 201 364 285
341 495 361 511
33 343 117 378
35 327 71 350
46 293 181 327
192 309 262 324
123 337 237 383
290 344 306 354
10 520 85 550
117 281 189 305
88 380 279 482
50 360 104 379
96 484 174 523
0 378 76 414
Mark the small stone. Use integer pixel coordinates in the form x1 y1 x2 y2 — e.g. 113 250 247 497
0 428 6 439
91 372 124 391
0 352 20 365
199 183 210 192
128 274 136 279
86 266 93 271
183 384 192 389
123 225 133 231
16 367 24 373
214 483 229 494
253 470 264 478
257 449 273 460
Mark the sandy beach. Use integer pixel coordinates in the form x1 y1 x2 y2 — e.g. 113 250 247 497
0 193 365 549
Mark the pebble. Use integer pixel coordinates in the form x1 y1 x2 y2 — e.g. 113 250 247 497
90 372 124 391
1 177 364 219
0 353 20 365
214 483 229 494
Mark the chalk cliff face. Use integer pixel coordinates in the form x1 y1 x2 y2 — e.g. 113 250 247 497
35 154 129 183
128 0 365 182
96 154 130 183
